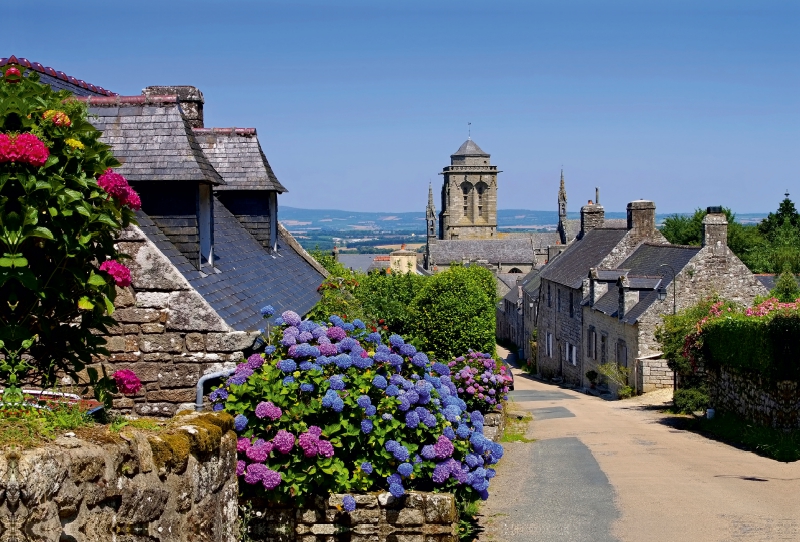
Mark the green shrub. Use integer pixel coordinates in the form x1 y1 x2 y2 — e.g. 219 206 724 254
771 269 800 303
617 385 634 399
408 265 496 360
585 370 598 384
673 388 709 413
0 65 137 400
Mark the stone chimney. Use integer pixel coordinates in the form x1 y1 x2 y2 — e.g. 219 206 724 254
143 86 204 128
588 268 608 306
702 206 728 257
626 200 656 239
580 200 605 239
617 276 639 319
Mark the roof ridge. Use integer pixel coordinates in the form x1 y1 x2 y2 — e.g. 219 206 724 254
193 127 257 136
1 55 115 96
75 95 179 105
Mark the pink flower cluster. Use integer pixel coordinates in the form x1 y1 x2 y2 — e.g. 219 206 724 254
97 169 142 210
745 297 800 317
254 400 282 420
297 426 335 458
99 260 131 287
112 369 142 395
0 133 50 167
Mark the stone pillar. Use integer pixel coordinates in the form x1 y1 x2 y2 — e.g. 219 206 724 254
617 276 638 319
702 206 728 257
143 85 204 128
588 268 608 306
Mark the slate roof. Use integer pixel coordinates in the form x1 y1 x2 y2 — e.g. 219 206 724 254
338 254 381 273
135 198 324 330
520 268 543 297
591 243 701 323
85 96 224 185
1 55 115 96
452 139 489 157
194 128 287 193
755 274 800 291
539 227 629 289
429 238 537 266
497 273 522 291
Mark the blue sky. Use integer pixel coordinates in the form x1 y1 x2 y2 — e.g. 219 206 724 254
5 0 799 213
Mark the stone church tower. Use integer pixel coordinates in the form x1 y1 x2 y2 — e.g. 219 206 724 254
438 139 499 240
556 170 569 244
425 183 437 268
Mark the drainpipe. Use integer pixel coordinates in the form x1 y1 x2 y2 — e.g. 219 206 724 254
195 368 236 411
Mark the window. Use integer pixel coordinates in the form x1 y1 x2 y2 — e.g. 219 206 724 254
569 290 574 318
600 333 608 364
546 333 553 357
617 340 628 368
547 284 551 307
566 342 577 365
587 327 596 359
557 289 561 312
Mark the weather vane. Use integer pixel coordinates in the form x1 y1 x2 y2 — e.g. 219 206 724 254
468 122 471 139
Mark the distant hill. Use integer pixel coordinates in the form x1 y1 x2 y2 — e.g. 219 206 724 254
280 206 767 233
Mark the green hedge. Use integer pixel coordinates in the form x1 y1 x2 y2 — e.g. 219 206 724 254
702 313 800 381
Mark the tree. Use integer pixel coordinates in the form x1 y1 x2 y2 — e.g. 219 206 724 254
758 196 800 239
408 265 496 360
0 65 138 398
771 269 800 302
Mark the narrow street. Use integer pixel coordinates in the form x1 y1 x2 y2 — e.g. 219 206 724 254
478 361 800 542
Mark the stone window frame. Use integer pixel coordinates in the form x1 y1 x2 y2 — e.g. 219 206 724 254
600 332 608 364
546 332 553 358
616 339 628 368
587 326 597 359
557 288 561 313
547 283 551 308
569 290 574 318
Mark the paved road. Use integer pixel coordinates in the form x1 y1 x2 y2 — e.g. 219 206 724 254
478 363 800 542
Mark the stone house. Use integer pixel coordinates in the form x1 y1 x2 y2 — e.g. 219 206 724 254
536 200 668 385
583 209 768 393
3 55 327 414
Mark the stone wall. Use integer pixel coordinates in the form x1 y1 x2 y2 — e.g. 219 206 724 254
246 491 457 541
0 412 238 542
707 366 800 430
637 357 674 393
537 280 583 384
483 411 506 442
86 225 258 416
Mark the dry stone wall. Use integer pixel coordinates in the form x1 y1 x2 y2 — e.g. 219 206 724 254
0 412 238 542
83 226 259 416
246 491 457 541
707 366 800 430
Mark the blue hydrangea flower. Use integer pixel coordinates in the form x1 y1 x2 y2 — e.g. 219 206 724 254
361 461 373 474
411 353 429 367
322 389 338 408
329 315 344 327
404 390 420 405
233 414 248 432
405 411 420 428
386 473 403 486
264 345 276 355
317 355 332 366
342 323 355 332
361 419 374 434
389 483 405 498
274 316 284 325
332 397 344 412
277 359 297 373
329 375 346 390
366 332 382 343
398 397 411 412
443 405 461 422
422 414 438 428
443 426 456 440
397 462 413 477
298 320 316 332
353 319 366 329
382 413 394 421
342 495 356 512
365 405 377 416
372 375 387 389
376 344 391 354
456 424 471 439
388 354 404 367
392 445 409 462
352 355 374 369
282 376 295 386
299 361 313 371
399 344 417 357
294 343 320 358
357 395 372 409
260 305 275 317
385 385 400 396
311 325 327 339
300 383 315 392
209 388 228 402
431 362 450 376
338 337 357 352
389 334 404 347
334 354 353 370
374 351 389 362
227 373 248 386
421 445 436 459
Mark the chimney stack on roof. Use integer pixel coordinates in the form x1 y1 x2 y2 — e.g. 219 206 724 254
579 196 605 239
143 86 204 128
626 200 656 239
617 275 638 319
702 206 728 257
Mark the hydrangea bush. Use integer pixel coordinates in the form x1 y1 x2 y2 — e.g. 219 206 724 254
449 351 512 415
0 63 139 404
212 310 504 507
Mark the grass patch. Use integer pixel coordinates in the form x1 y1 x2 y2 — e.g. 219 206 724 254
0 402 95 449
110 416 163 433
500 412 534 443
690 411 800 462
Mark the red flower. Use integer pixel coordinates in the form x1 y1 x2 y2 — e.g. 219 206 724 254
4 67 21 82
99 260 132 287
113 369 142 395
0 133 49 167
97 169 141 210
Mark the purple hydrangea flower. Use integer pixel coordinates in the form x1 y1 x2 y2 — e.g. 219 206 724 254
432 462 451 484
273 430 295 454
262 468 282 490
433 435 454 459
255 401 282 420
233 414 248 432
343 495 356 512
282 310 301 326
246 353 265 370
311 325 327 339
297 331 313 343
318 440 335 458
236 460 246 476
319 342 338 356
246 441 273 462
244 463 269 485
281 335 297 347
327 326 347 341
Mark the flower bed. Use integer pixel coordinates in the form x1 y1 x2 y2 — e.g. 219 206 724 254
211 310 505 512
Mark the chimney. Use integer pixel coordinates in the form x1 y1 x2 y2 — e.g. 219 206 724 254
588 268 608 306
143 86 204 128
580 200 605 238
702 206 728 256
626 200 656 238
617 276 638 319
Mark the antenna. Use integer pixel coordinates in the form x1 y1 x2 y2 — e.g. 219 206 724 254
786 189 791 198
468 122 471 139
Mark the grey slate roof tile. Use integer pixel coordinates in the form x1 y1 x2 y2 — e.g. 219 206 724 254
195 128 287 193
452 139 489 157
430 238 538 266
591 243 701 323
87 99 224 185
539 228 629 289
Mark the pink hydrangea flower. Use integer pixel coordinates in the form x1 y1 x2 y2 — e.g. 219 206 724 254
97 169 142 210
112 369 142 395
99 260 131 287
0 133 49 167
317 439 334 458
254 401 282 421
236 437 252 453
272 429 295 454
